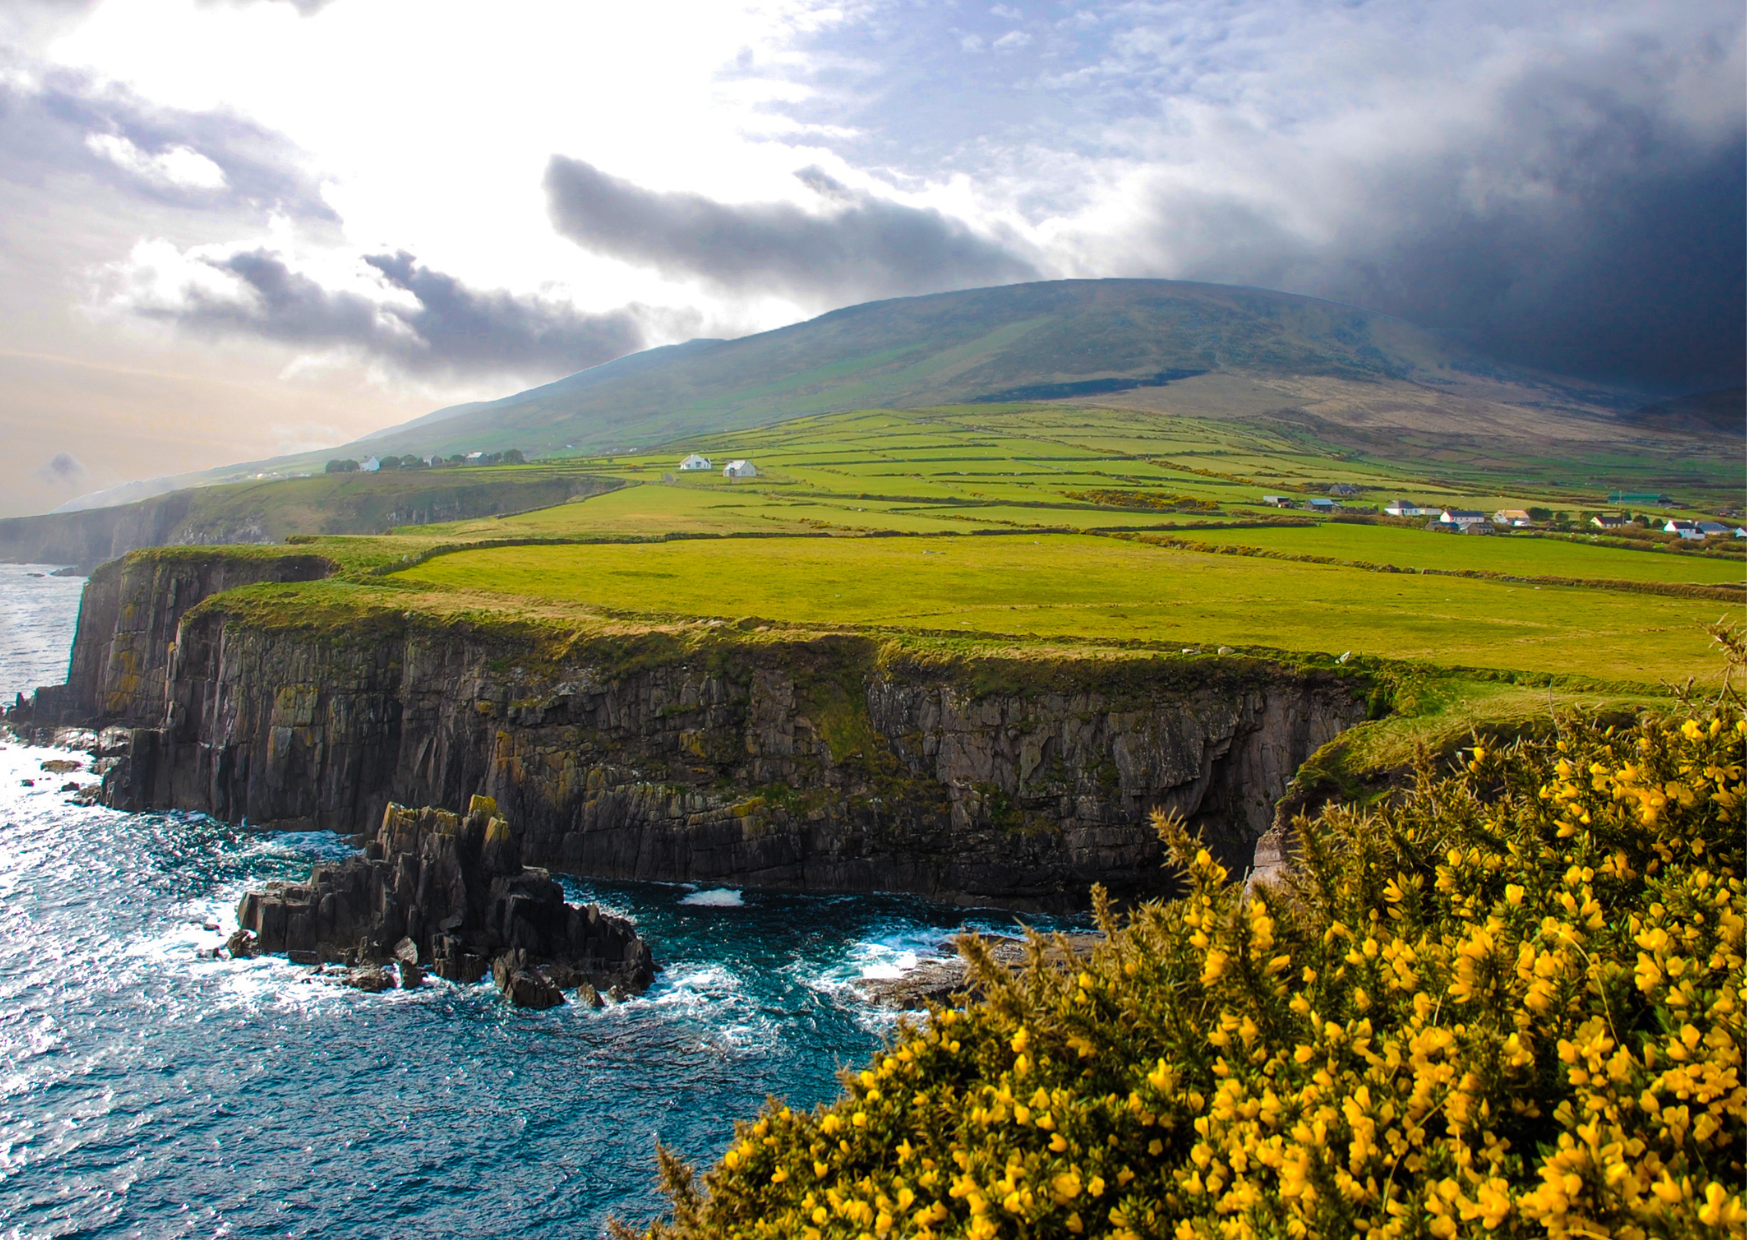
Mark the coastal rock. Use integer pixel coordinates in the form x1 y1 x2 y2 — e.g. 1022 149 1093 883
346 967 394 993
234 796 656 1001
492 948 566 1010
226 928 261 958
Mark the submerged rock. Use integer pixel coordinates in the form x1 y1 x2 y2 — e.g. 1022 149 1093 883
235 795 656 1006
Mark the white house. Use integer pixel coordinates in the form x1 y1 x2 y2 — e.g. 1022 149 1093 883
1384 500 1426 517
1591 515 1630 530
1695 521 1731 537
723 459 757 479
1441 508 1487 527
678 453 712 472
359 456 381 472
1664 520 1703 540
1260 495 1294 508
1494 509 1535 527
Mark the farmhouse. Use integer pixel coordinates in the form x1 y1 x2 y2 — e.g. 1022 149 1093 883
723 459 758 479
1494 509 1534 527
1306 497 1338 512
1695 521 1734 537
1664 520 1703 541
1328 483 1360 497
678 453 712 472
1440 508 1487 527
1590 515 1630 529
1260 495 1294 508
1384 500 1427 517
359 456 381 473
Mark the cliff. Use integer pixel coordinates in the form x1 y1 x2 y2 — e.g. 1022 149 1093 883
19 550 1371 909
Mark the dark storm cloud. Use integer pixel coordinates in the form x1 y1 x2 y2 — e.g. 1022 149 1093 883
544 156 1038 302
1152 63 1747 392
149 249 647 378
0 66 334 220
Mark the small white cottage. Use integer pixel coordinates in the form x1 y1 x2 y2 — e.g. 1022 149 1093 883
678 453 712 472
723 459 757 479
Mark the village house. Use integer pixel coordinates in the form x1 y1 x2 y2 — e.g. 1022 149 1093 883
678 453 712 472
1384 500 1427 517
359 455 381 472
1328 483 1360 497
1494 509 1535 527
1694 521 1734 537
1590 514 1630 529
1440 508 1488 527
1664 520 1703 540
723 459 758 479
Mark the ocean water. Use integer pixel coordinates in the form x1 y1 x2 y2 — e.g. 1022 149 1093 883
0 567 1063 1238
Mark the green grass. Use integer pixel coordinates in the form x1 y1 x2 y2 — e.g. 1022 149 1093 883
391 533 1729 684
1159 522 1745 584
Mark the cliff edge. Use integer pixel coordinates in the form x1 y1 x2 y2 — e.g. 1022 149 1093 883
12 547 1374 909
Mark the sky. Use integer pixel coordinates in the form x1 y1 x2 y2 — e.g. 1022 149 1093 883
0 0 1741 516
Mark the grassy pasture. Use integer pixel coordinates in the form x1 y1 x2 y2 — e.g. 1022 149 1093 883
1160 522 1746 584
392 533 1728 683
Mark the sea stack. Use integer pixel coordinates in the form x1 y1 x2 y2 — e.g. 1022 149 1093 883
234 795 655 1007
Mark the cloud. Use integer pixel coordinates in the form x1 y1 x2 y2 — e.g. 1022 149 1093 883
544 156 1038 304
0 66 333 220
85 132 228 189
1102 22 1747 390
100 242 658 380
991 30 1031 51
33 452 86 484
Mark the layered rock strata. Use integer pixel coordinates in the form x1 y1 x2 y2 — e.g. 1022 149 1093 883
16 548 1372 908
235 796 655 1005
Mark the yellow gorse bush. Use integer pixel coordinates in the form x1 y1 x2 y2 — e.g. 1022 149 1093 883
620 701 1746 1240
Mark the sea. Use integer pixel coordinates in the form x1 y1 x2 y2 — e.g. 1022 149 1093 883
0 563 1066 1238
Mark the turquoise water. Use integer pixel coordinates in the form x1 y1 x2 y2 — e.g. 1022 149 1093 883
0 569 1066 1237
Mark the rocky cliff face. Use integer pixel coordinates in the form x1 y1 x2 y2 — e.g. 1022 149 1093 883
33 551 337 725
53 561 1370 908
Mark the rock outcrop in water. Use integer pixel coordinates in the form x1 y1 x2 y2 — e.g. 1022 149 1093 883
235 795 655 1005
13 547 1374 909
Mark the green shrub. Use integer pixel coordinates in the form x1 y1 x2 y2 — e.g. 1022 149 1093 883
618 683 1745 1239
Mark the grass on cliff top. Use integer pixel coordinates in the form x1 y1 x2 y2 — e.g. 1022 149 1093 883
388 533 1729 685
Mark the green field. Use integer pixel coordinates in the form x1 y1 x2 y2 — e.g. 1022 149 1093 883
393 533 1728 683
1158 522 1745 584
140 400 1708 700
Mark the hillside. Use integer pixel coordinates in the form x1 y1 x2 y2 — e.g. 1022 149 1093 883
0 468 621 572
345 279 1655 462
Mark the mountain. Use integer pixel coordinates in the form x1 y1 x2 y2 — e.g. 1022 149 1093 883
345 279 1648 461
1618 387 1745 437
358 336 731 442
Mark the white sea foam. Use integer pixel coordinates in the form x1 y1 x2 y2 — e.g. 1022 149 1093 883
679 888 744 907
